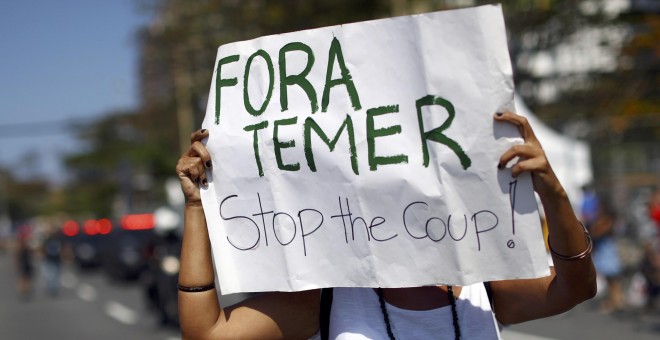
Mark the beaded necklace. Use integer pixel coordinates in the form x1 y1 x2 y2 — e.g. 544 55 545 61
376 286 461 340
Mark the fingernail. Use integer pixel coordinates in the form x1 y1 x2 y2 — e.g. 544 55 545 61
205 160 212 168
200 129 207 133
495 112 504 117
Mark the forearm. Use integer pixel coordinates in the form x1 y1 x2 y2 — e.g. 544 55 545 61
492 112 596 324
539 175 597 305
493 180 597 324
178 203 223 338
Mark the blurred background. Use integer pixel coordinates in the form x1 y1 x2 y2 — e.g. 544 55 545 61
0 0 658 339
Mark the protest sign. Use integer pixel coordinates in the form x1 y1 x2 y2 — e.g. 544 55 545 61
200 4 550 294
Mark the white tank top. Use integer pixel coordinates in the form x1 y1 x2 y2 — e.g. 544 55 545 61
324 283 501 340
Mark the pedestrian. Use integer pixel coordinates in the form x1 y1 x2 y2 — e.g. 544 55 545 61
589 200 624 313
174 111 596 339
641 242 660 311
14 224 34 301
649 188 660 229
641 188 660 311
581 184 600 228
41 225 64 296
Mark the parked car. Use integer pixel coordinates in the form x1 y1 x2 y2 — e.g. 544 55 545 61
103 231 152 281
62 219 112 269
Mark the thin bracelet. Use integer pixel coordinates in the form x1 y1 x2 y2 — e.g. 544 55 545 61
548 222 593 261
178 282 216 293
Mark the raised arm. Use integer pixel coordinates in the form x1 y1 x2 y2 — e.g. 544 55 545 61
490 112 597 325
176 129 320 339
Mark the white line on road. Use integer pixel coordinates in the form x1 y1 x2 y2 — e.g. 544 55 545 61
104 301 139 325
76 283 98 302
60 271 78 289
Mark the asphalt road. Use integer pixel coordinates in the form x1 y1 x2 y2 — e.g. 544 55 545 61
2 251 659 339
0 252 250 340
504 293 660 340
0 252 180 339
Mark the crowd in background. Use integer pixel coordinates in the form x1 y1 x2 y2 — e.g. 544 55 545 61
580 186 660 314
641 189 660 310
3 221 67 301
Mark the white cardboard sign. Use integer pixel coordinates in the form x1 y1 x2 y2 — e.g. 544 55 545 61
200 4 550 294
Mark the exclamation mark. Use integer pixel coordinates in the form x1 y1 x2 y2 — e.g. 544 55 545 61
507 179 518 249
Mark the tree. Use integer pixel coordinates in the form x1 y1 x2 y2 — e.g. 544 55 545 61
61 111 169 217
0 167 51 222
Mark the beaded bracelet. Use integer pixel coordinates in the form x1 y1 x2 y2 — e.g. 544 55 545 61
548 222 593 261
178 282 216 293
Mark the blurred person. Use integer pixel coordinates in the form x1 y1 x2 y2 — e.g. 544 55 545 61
14 224 34 301
590 200 624 313
649 188 660 235
174 112 597 339
581 184 599 228
41 224 64 296
640 187 660 311
641 242 660 310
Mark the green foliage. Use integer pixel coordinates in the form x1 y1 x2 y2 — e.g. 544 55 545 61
0 168 50 222
59 111 171 217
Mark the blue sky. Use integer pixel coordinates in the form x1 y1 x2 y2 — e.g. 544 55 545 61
0 0 149 184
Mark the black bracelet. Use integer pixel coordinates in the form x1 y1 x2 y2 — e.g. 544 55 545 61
548 222 593 261
177 282 216 293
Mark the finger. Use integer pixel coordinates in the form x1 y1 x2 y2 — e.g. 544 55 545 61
175 157 190 177
497 143 540 169
192 157 208 186
190 141 213 169
195 159 209 186
494 111 538 143
511 157 548 178
176 156 205 184
190 129 209 144
190 157 206 184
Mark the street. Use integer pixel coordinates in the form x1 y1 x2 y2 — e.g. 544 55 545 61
0 251 180 339
1 251 659 339
0 252 248 340
505 290 660 340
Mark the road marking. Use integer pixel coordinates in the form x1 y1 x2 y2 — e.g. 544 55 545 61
104 301 139 325
76 283 97 302
60 271 78 289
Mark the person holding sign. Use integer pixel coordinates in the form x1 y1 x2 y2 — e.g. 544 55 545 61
175 111 596 339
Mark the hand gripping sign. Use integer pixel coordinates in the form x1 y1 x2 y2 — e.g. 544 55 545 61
200 4 549 294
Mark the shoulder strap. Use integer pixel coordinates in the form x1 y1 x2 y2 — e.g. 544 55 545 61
484 281 494 309
320 288 333 340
